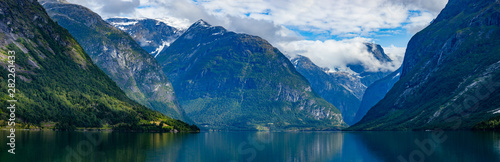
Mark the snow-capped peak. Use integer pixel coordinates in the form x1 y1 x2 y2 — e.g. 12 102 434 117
152 41 171 58
193 19 211 28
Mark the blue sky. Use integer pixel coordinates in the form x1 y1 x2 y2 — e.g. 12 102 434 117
289 26 413 47
68 0 448 72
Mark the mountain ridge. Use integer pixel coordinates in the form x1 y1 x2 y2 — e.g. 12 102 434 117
157 19 347 130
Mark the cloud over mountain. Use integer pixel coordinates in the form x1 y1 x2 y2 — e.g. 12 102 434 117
67 0 446 73
279 38 404 73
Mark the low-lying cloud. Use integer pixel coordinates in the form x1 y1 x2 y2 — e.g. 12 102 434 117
278 38 405 73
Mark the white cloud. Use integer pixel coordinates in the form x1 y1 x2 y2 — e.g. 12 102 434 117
383 45 406 68
67 0 447 36
198 0 447 36
404 11 436 34
392 0 449 13
65 0 447 73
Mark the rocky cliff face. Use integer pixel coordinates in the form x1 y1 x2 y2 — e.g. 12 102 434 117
40 0 191 122
106 18 183 57
291 43 395 125
157 20 347 130
350 0 500 130
0 0 196 130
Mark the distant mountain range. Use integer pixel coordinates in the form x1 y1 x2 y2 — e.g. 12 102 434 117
156 20 347 130
108 17 399 126
0 0 197 132
352 67 401 124
40 0 192 123
291 43 395 125
350 0 500 130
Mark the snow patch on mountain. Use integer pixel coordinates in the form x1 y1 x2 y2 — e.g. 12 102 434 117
491 108 500 114
109 21 139 26
212 31 224 35
152 41 170 58
392 72 400 79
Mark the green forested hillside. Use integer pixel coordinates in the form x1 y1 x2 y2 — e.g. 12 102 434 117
0 0 198 132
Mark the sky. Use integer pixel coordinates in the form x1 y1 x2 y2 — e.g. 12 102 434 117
66 0 448 73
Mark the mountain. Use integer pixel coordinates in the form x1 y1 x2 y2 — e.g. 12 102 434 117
106 18 184 57
40 0 191 123
291 56 362 125
291 43 394 125
0 0 198 132
352 67 401 124
321 43 394 100
156 20 347 130
347 43 394 87
350 0 500 130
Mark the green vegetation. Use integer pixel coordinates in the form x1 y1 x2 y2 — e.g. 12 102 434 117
473 116 500 130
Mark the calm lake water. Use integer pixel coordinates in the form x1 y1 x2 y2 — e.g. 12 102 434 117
1 130 500 162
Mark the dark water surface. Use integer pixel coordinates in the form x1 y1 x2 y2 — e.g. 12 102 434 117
1 130 499 161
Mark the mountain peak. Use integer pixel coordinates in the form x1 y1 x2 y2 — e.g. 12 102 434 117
182 19 228 37
192 19 211 28
364 43 392 63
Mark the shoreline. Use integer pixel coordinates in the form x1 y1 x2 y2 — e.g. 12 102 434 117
1 128 496 133
0 128 199 133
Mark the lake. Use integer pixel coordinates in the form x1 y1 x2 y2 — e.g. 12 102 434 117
1 130 500 161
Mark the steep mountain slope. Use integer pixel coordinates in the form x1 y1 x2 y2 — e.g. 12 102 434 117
40 0 191 122
352 67 401 124
350 0 500 130
157 20 347 130
291 43 394 125
106 18 183 57
0 0 197 132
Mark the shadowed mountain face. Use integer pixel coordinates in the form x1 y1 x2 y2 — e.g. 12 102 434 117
157 20 347 130
352 67 402 124
291 43 395 125
0 0 196 131
40 0 191 123
350 0 500 130
106 18 184 57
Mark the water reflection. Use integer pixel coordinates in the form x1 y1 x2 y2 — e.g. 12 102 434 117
0 131 191 162
352 131 500 162
1 130 500 161
145 132 345 161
